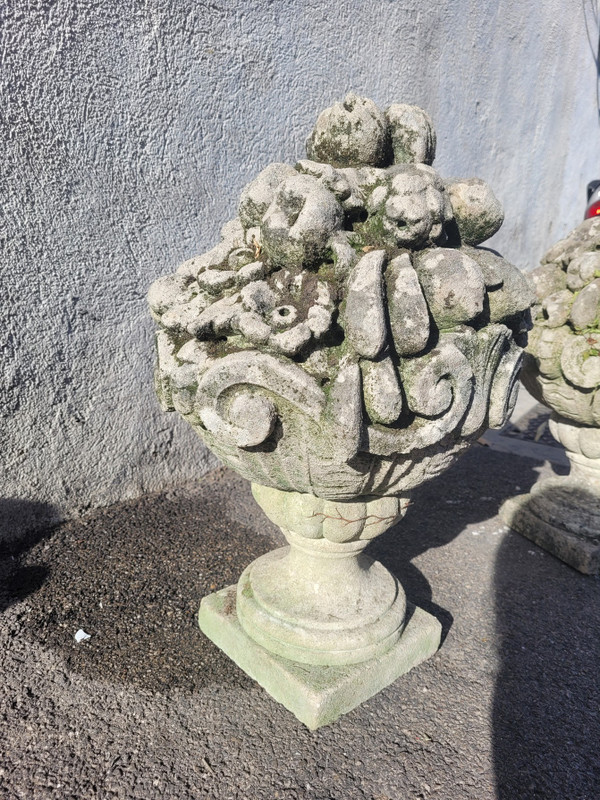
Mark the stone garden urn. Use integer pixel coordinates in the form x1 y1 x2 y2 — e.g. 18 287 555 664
501 218 600 574
148 94 532 728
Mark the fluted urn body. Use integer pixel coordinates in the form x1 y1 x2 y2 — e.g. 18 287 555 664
502 218 600 573
148 93 532 726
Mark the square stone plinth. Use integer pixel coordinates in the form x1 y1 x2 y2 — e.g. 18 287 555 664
502 494 600 575
198 586 441 730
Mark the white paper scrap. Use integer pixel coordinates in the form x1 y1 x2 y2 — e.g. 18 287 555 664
74 629 91 643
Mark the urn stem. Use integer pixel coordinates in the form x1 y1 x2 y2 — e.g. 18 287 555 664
235 488 408 666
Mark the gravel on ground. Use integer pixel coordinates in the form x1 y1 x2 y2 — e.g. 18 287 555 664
1 445 599 800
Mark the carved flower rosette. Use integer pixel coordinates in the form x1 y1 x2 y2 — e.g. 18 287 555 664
148 93 532 501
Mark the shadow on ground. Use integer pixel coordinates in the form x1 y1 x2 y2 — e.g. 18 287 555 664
0 499 58 612
367 444 543 643
369 447 600 798
9 449 600 798
16 470 283 693
492 488 600 799
17 448 537 695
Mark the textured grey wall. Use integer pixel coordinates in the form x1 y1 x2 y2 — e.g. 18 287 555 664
2 0 598 538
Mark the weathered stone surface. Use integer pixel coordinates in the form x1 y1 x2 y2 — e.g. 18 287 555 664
295 160 354 205
552 414 600 458
197 268 237 293
414 248 486 328
542 217 600 266
187 294 241 337
385 103 436 165
561 336 600 388
446 177 504 245
176 338 214 367
343 250 387 358
524 218 600 424
464 246 535 324
326 360 363 461
569 279 600 330
252 483 403 544
151 94 528 497
147 273 197 321
364 166 452 248
159 293 209 334
486 337 523 429
199 587 441 729
385 253 430 356
542 289 573 328
361 356 403 424
566 252 600 291
530 262 567 298
261 174 343 268
306 305 332 338
507 219 600 571
240 280 276 314
328 230 359 276
269 322 312 356
384 170 435 245
234 488 409 670
306 93 390 169
501 409 600 574
227 393 277 448
236 260 266 285
236 311 271 344
149 93 531 726
238 163 298 228
465 247 503 289
525 324 572 380
228 247 256 270
269 304 299 329
501 493 600 575
400 339 473 423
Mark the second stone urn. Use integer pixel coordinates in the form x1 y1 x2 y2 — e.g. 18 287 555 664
501 218 600 574
148 93 532 727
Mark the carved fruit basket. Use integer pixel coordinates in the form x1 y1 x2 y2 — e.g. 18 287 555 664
148 93 532 727
502 217 600 574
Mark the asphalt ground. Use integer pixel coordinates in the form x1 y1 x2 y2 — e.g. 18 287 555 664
1 432 599 799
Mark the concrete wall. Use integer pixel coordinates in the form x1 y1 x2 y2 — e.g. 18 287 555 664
2 0 598 539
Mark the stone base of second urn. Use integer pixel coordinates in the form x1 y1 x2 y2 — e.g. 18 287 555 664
198 584 441 730
501 476 600 575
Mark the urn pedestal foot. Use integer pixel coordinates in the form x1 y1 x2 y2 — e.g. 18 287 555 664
501 480 600 574
197 484 441 728
236 532 408 666
501 417 600 575
198 583 441 730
